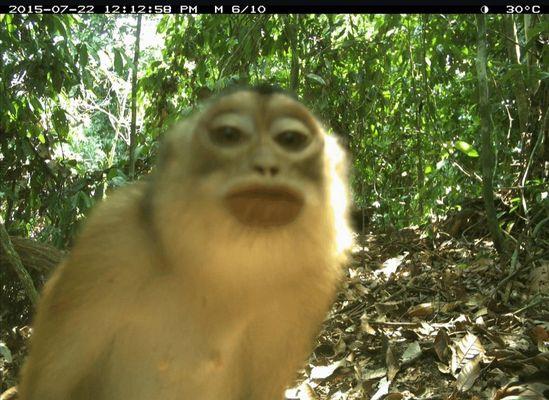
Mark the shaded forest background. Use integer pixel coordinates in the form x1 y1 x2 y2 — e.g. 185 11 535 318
0 14 547 399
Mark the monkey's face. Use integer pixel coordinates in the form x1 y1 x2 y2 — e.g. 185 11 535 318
165 90 327 229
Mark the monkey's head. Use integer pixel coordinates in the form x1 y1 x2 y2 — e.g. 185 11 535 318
152 88 352 262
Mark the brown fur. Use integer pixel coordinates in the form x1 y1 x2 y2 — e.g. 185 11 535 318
18 90 353 400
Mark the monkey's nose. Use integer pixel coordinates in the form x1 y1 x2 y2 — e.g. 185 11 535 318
251 147 280 176
253 164 280 176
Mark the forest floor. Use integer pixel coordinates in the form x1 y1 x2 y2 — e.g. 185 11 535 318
1 229 548 400
289 229 549 400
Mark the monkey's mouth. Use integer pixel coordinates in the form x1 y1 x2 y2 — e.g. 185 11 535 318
225 185 304 227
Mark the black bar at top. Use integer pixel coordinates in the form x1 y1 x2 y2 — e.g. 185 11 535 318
1 2 545 14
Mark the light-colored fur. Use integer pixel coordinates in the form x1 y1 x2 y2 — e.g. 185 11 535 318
18 91 353 400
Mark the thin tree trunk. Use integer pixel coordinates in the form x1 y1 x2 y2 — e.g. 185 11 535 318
0 222 39 305
287 15 300 92
407 19 424 216
503 16 529 134
129 14 142 180
475 15 508 256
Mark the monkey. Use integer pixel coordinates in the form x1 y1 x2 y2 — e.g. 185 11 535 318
18 86 354 400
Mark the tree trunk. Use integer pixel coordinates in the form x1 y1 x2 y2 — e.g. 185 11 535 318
286 15 300 92
475 15 508 256
407 19 425 216
502 16 529 135
0 223 39 305
129 14 142 180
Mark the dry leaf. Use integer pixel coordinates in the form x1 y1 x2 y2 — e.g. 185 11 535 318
452 332 485 392
362 367 387 380
386 342 400 381
456 357 481 392
292 382 319 400
0 343 12 363
492 382 549 400
418 321 435 336
360 314 377 335
407 302 435 319
529 261 549 293
0 387 18 400
530 326 548 353
401 341 422 365
434 329 451 362
309 359 345 380
436 361 451 374
452 332 485 372
370 377 391 400
375 253 408 278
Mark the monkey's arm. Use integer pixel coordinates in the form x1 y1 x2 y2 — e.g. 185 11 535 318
17 265 119 400
18 187 148 400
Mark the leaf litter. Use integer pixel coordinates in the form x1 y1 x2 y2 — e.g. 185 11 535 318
289 230 549 399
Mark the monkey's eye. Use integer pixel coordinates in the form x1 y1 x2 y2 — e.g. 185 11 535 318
275 130 310 152
209 126 244 147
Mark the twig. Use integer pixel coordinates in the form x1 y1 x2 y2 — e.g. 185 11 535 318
510 295 548 315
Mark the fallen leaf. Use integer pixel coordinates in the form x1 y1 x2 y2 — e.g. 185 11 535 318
530 326 548 353
401 341 422 365
0 342 12 363
360 314 377 335
309 359 346 380
407 302 435 319
370 377 391 400
386 342 399 381
434 329 451 362
456 357 481 392
375 253 408 278
362 367 387 380
451 332 486 392
529 261 549 293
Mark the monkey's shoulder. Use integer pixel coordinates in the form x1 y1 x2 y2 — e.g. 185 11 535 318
55 182 154 282
89 181 149 224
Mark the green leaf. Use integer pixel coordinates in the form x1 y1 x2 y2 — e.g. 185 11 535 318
306 73 326 86
52 108 69 137
107 168 119 180
539 71 549 82
45 17 55 36
78 44 89 68
455 141 479 157
53 17 68 37
28 97 43 113
113 48 124 75
149 60 162 69
157 16 168 33
82 69 94 87
78 192 92 209
50 69 64 92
